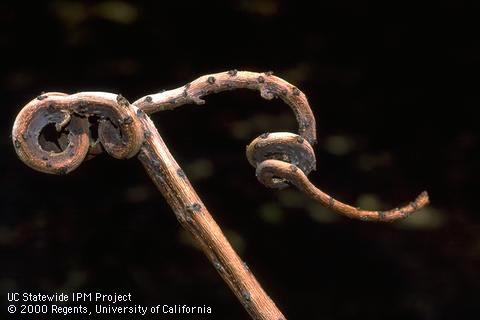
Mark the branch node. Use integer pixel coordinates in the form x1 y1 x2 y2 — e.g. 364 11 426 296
207 76 216 84
186 203 202 214
191 96 206 105
260 87 275 100
177 168 186 179
227 69 238 76
116 94 130 107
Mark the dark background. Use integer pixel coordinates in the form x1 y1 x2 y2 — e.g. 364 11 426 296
0 1 478 319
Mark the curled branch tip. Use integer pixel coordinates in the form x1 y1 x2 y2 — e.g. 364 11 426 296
247 133 429 222
12 92 144 175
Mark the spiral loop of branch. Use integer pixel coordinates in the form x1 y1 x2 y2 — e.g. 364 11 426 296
246 132 316 189
246 132 429 221
12 92 144 174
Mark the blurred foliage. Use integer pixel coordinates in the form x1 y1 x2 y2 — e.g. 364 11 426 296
324 134 354 156
239 0 280 16
93 1 139 24
259 202 285 224
0 0 478 319
51 0 138 25
356 193 383 211
124 184 152 203
230 112 296 140
396 206 447 230
307 203 339 223
184 158 214 181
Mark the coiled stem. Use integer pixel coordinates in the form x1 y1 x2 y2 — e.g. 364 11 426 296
247 132 429 222
12 92 144 174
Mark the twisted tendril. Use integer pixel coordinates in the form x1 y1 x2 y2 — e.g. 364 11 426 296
246 132 316 189
247 132 429 222
12 92 144 175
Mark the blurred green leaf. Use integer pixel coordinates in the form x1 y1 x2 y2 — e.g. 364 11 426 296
51 1 88 26
278 189 306 208
63 270 88 291
357 152 393 172
356 194 383 211
239 0 279 16
307 203 339 223
259 202 285 224
93 1 139 24
178 228 202 250
124 184 151 203
185 158 214 181
224 229 246 254
324 135 354 156
395 206 446 230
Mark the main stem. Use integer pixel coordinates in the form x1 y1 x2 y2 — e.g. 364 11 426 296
136 111 285 320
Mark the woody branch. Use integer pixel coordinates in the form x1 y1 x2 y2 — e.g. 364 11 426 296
11 70 429 320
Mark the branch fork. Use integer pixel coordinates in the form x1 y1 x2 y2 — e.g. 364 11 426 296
11 70 429 319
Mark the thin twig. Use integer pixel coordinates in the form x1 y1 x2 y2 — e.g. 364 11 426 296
255 159 429 222
133 70 317 145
